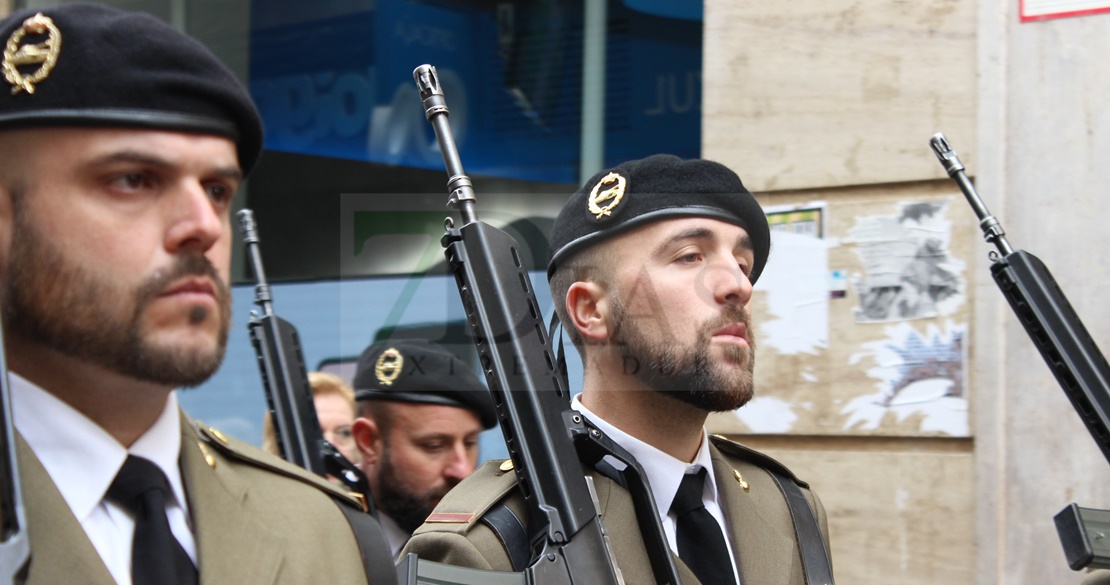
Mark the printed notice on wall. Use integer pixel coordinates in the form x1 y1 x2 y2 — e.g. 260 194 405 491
1021 0 1110 21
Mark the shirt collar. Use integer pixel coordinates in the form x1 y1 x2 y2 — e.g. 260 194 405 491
570 394 718 519
11 372 187 521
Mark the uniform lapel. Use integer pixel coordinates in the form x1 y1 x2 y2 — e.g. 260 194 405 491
710 443 799 585
16 433 117 585
179 415 283 585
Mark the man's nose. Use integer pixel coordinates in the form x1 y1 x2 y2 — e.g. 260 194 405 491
708 258 753 307
164 182 223 254
442 444 474 483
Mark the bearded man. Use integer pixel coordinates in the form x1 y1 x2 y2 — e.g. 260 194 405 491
351 339 497 559
400 154 833 584
0 4 382 584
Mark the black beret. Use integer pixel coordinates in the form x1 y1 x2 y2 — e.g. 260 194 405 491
353 340 497 430
0 3 263 175
547 154 771 284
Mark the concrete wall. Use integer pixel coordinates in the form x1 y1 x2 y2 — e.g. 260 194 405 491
977 1 1110 583
704 1 1110 584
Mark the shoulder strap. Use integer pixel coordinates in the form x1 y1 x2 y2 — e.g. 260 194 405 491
765 468 835 585
480 504 531 571
337 504 399 585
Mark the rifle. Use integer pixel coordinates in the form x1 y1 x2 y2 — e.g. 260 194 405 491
929 133 1110 571
396 64 681 585
236 209 374 514
0 318 29 584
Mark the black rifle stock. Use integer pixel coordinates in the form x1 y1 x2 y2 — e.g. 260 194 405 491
396 64 680 585
237 210 373 513
930 133 1110 571
0 318 29 584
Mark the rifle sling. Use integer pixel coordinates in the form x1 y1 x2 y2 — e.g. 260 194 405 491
337 504 399 584
766 468 835 585
481 504 531 572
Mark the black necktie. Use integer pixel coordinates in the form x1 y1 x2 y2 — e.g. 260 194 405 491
106 455 198 585
671 468 737 585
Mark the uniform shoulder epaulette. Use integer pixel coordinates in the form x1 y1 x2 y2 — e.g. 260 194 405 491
413 459 520 536
191 420 368 512
709 434 810 489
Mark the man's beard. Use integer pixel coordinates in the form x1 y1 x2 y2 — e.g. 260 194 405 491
2 208 230 388
612 298 756 412
376 446 453 534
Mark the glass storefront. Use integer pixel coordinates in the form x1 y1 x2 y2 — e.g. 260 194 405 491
17 0 703 452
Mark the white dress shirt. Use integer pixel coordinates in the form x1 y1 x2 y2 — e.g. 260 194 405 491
572 394 741 584
378 511 411 561
11 372 197 585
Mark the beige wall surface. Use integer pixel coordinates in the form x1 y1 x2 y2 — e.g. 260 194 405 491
703 0 977 192
975 1 1110 584
739 436 975 585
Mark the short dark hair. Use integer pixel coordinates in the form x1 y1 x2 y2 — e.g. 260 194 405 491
549 244 612 356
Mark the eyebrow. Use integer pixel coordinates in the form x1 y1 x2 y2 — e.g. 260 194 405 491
653 226 754 257
85 150 243 182
411 432 454 442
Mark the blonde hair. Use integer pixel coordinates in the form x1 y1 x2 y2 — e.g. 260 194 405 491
261 371 358 455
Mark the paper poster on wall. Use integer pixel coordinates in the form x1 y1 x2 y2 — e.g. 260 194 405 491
846 201 965 324
842 321 968 436
758 203 831 356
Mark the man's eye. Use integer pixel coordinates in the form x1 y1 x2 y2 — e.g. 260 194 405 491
109 173 149 191
678 253 701 264
205 183 234 205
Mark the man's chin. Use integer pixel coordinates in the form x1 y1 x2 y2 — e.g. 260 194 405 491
710 343 750 368
127 335 227 388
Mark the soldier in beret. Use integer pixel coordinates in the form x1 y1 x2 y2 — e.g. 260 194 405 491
0 4 380 584
402 154 833 584
351 338 496 559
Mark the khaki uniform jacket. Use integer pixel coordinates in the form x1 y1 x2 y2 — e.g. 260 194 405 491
402 435 831 585
16 410 373 585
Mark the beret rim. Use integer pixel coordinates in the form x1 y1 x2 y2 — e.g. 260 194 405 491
0 108 240 140
547 205 763 282
354 389 497 429
356 390 469 410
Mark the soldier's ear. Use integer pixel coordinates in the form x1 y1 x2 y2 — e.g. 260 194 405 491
567 281 609 343
352 417 382 464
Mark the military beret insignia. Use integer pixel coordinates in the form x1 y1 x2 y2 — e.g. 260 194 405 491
375 347 403 387
587 171 627 220
3 13 60 96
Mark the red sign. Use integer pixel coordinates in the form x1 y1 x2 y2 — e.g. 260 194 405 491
1021 0 1110 21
